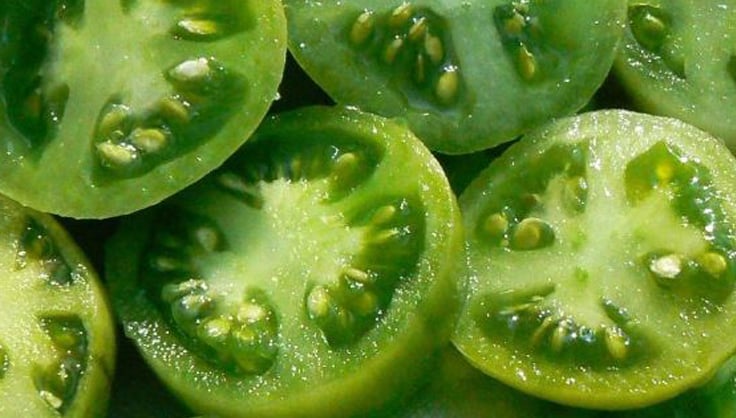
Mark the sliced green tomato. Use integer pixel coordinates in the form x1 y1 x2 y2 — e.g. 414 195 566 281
284 0 625 154
0 0 286 218
614 1 736 149
453 109 736 410
106 106 464 418
0 194 115 417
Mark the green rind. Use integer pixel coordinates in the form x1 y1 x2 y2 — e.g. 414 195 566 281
0 0 287 219
284 0 625 154
106 106 464 418
453 109 736 409
613 0 736 149
0 194 116 417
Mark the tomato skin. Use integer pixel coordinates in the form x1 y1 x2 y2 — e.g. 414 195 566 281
106 106 465 418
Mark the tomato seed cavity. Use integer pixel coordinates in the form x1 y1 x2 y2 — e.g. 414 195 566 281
628 4 686 79
348 3 462 107
33 315 88 414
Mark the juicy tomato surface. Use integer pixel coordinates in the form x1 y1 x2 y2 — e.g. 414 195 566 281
4 1 736 417
454 109 736 410
0 193 116 417
614 0 736 150
285 0 626 154
106 106 464 418
0 0 286 218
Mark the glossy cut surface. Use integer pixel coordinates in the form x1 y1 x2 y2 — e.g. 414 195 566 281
0 194 115 417
285 0 625 153
106 106 464 418
614 0 736 149
0 0 286 218
454 110 736 410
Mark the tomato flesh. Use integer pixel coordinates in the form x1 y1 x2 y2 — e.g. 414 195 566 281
284 0 625 153
0 194 115 417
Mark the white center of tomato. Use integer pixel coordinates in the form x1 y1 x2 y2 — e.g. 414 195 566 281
195 177 366 325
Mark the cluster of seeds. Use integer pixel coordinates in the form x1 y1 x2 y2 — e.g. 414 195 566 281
0 0 75 150
348 3 462 106
212 136 422 347
627 3 685 79
214 137 382 208
646 250 730 288
306 197 423 347
93 57 246 178
33 316 88 414
477 290 642 365
493 1 551 82
161 280 280 375
144 211 224 276
478 143 588 251
94 101 174 172
144 211 281 375
625 141 736 298
16 217 75 286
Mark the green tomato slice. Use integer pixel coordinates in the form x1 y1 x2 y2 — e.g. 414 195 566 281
106 106 464 418
284 0 625 154
614 0 736 149
0 194 116 417
453 109 736 410
0 0 286 218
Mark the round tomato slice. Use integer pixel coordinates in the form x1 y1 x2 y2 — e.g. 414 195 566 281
0 0 286 218
106 106 464 418
453 109 736 409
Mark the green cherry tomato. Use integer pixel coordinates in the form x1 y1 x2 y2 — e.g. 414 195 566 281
106 106 464 418
0 0 286 218
284 0 625 154
0 194 116 417
453 109 736 410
